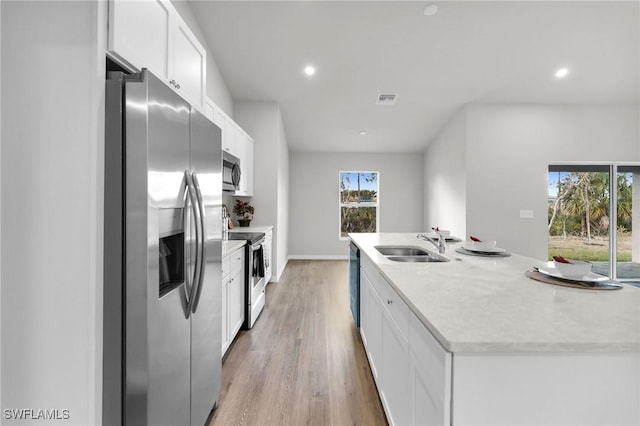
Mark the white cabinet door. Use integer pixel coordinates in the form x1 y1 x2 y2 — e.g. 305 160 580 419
359 267 370 348
409 312 452 426
170 15 206 110
228 270 244 339
108 0 171 80
381 310 410 426
228 250 245 341
222 115 236 155
234 128 254 196
362 268 382 383
203 97 215 123
222 248 244 357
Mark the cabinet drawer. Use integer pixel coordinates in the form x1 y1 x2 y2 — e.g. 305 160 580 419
377 273 409 341
230 250 244 273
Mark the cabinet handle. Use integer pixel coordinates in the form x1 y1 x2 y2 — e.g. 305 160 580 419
387 299 393 305
169 79 181 89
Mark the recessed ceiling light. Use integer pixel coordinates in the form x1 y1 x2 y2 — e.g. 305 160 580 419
423 4 438 16
359 131 367 136
555 68 569 79
304 65 316 77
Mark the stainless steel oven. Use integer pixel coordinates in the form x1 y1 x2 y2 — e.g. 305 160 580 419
228 232 266 329
222 151 241 193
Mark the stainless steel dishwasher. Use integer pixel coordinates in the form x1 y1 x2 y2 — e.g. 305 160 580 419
349 241 360 327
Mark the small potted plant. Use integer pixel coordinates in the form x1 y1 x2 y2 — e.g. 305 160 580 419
233 199 255 227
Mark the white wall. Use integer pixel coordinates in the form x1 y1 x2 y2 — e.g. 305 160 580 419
276 116 289 277
171 0 233 115
425 105 640 260
234 102 289 280
424 109 467 237
1 1 105 424
0 0 3 411
466 105 639 259
289 152 424 258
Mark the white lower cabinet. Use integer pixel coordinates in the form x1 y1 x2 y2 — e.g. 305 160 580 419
360 252 451 426
357 248 639 426
380 309 410 426
409 312 451 426
222 246 245 357
360 268 382 380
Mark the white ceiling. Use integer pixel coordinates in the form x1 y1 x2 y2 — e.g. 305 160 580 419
189 1 639 153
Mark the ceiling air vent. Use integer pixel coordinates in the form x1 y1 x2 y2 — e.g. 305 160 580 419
376 93 397 105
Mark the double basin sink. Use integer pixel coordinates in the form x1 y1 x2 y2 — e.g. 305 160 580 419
375 245 449 263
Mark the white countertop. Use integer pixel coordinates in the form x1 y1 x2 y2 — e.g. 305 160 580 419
222 240 245 257
350 233 640 353
229 225 273 233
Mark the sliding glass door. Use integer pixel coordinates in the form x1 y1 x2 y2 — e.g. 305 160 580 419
548 163 640 281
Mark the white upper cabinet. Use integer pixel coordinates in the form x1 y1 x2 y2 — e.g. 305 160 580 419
203 97 215 122
222 115 236 154
234 128 254 196
108 0 171 81
108 0 206 110
170 17 206 109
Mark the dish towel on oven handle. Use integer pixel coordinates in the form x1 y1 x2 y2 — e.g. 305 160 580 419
253 245 265 278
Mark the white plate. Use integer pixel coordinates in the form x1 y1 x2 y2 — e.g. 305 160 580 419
538 266 609 282
463 245 506 254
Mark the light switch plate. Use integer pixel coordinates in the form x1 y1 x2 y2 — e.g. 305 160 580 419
520 210 534 219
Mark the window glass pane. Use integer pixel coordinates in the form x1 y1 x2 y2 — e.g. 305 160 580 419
339 171 379 238
341 206 377 238
340 172 378 204
616 167 640 279
548 169 610 276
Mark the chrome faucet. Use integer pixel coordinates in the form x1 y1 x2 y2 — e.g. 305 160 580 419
417 232 446 254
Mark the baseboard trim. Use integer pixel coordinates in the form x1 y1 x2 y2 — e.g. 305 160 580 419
288 255 349 260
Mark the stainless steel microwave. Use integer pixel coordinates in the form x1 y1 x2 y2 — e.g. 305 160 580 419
222 151 241 192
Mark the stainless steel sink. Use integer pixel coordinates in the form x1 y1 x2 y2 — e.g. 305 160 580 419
386 256 444 263
375 246 430 256
375 245 449 263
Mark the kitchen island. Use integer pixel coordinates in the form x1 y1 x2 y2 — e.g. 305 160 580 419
349 233 640 426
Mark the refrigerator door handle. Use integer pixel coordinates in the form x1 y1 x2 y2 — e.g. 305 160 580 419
185 170 203 317
190 172 207 314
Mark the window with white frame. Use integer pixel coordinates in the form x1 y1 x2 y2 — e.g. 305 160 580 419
339 171 379 239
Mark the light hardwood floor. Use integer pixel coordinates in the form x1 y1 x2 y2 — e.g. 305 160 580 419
209 260 387 426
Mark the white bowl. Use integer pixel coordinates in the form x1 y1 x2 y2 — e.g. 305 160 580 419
553 259 592 278
435 229 451 238
469 240 496 251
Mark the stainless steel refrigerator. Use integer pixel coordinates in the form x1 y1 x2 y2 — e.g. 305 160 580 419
103 69 222 426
